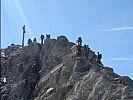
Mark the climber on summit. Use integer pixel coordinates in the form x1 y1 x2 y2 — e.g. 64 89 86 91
40 34 45 45
28 38 32 45
97 52 102 64
77 45 82 57
76 37 82 46
46 34 50 39
84 44 90 59
97 52 100 63
33 38 37 43
84 45 87 57
86 45 90 59
11 43 14 46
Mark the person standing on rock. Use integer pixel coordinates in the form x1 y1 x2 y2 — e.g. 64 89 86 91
40 34 45 45
46 34 50 39
84 45 87 57
97 52 102 64
27 38 32 45
97 52 100 63
33 38 37 43
84 44 90 59
77 45 82 57
86 45 90 59
99 53 102 63
76 37 82 46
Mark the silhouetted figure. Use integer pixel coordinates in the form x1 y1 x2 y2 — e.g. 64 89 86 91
76 37 82 46
84 45 87 57
97 52 100 63
11 43 14 46
86 45 90 59
97 52 102 64
27 38 32 45
84 44 90 59
46 34 50 39
77 45 82 57
33 38 37 43
22 25 26 47
40 34 45 45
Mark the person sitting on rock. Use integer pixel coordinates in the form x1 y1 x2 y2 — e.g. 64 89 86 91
40 34 45 45
27 38 32 45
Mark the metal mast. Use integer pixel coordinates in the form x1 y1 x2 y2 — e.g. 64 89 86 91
22 25 26 47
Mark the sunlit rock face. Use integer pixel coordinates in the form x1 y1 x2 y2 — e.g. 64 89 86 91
1 36 133 100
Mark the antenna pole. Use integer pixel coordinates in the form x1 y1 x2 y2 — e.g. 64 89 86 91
22 25 26 47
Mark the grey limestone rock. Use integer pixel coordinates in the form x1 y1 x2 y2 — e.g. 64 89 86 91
1 36 133 100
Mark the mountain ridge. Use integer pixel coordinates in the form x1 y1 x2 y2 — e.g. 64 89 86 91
1 36 133 100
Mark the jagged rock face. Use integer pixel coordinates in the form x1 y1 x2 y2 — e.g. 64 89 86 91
1 36 133 100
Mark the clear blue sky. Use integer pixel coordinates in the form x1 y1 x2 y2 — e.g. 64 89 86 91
1 0 133 79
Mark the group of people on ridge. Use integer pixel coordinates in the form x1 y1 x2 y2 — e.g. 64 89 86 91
27 34 51 46
76 37 102 64
23 25 102 64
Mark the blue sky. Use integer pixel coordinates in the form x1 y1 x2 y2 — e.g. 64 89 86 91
1 0 133 79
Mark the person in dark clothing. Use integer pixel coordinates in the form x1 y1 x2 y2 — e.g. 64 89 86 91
40 34 45 45
97 52 102 64
84 44 90 59
77 45 82 57
99 54 102 62
28 38 32 45
46 34 50 39
97 52 100 63
77 37 82 46
11 43 14 46
84 45 87 57
86 45 90 59
33 38 37 43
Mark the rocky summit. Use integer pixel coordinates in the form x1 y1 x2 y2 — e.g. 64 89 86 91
1 36 133 100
